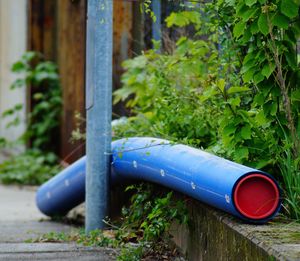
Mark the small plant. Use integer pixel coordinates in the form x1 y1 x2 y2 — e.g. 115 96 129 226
0 149 60 185
7 51 62 152
0 51 62 185
31 183 188 260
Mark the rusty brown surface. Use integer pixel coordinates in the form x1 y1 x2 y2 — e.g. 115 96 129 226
56 0 87 163
113 0 134 117
27 0 57 60
27 0 139 161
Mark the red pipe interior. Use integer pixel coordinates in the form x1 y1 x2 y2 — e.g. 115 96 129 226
234 174 280 220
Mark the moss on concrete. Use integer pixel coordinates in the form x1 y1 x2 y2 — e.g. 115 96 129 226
170 197 300 261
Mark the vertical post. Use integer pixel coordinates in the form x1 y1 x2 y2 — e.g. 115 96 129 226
152 0 161 42
85 0 113 232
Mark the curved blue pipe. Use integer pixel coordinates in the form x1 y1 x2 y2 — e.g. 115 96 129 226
36 137 281 223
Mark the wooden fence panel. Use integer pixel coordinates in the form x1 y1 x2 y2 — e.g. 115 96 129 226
57 0 87 163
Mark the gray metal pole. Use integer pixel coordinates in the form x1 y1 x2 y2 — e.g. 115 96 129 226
152 0 161 42
85 0 113 233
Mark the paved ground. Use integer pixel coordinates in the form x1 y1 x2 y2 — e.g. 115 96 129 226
0 185 116 260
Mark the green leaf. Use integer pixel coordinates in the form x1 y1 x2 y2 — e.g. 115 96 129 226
285 51 297 69
241 125 252 139
230 96 241 107
272 13 290 29
241 8 259 22
261 62 276 78
240 27 253 44
291 89 300 101
223 123 236 136
235 147 249 161
270 102 278 116
11 61 27 73
250 20 260 34
258 13 269 35
253 72 264 84
254 93 265 106
165 11 201 28
227 86 250 94
255 110 267 126
217 79 226 93
241 58 256 74
243 52 255 64
233 21 246 38
255 159 272 169
281 0 299 18
245 0 257 6
243 67 257 82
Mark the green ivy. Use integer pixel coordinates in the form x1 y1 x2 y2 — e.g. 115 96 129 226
0 52 62 185
0 150 60 185
2 51 62 152
232 0 300 219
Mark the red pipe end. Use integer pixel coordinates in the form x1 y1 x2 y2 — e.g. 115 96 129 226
234 174 280 220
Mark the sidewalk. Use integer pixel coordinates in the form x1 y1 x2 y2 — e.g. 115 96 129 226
0 185 116 260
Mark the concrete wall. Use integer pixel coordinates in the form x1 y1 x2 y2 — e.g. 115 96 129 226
169 196 300 261
171 199 272 261
0 0 27 146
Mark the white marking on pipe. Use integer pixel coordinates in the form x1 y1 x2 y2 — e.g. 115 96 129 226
133 161 137 168
160 169 165 177
191 182 196 190
225 194 230 203
46 192 51 199
65 179 70 187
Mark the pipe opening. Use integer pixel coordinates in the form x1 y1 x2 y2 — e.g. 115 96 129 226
233 173 280 220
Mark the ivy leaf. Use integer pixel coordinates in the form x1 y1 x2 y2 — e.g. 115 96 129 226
291 89 300 102
255 159 272 169
255 110 267 126
254 93 265 106
243 66 257 82
241 8 259 22
233 21 246 38
229 97 241 108
250 20 260 34
258 13 269 35
227 86 250 94
223 123 236 136
217 79 226 93
253 72 264 84
272 13 290 29
241 58 256 74
270 102 278 116
285 51 297 69
165 11 201 28
240 28 253 44
261 62 276 79
243 52 255 64
11 61 27 73
235 147 249 161
241 125 252 140
280 0 299 18
245 0 257 7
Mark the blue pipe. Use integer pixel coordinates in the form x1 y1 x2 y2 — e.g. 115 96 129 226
36 137 281 223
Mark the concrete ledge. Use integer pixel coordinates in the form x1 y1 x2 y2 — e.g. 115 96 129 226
170 198 300 261
0 243 117 260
